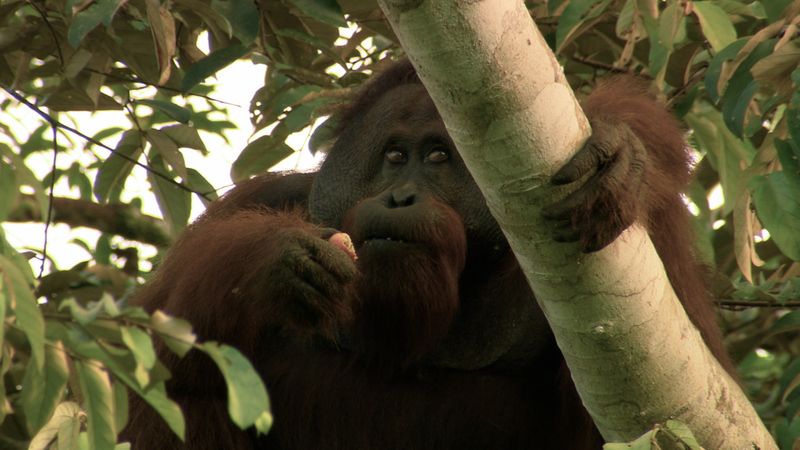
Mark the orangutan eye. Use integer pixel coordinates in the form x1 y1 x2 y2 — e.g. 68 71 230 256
384 145 408 164
426 147 449 163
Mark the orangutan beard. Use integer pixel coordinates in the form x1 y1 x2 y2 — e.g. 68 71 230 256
342 199 467 365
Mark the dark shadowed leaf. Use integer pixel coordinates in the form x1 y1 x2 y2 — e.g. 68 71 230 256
147 155 191 236
181 44 249 91
750 170 800 261
212 0 259 43
67 0 125 48
285 0 346 28
94 131 143 203
231 133 295 182
137 100 191 124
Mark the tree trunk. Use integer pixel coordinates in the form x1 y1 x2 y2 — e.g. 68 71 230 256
376 0 776 448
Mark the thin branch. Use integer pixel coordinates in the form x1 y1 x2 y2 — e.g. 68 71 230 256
2 87 208 200
40 120 59 278
717 299 800 309
82 68 240 107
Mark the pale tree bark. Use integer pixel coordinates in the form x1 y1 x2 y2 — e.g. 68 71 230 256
376 0 776 448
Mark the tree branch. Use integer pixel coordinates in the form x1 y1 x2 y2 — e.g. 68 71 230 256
8 195 172 248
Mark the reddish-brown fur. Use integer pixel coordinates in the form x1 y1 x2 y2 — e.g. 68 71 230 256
122 65 732 449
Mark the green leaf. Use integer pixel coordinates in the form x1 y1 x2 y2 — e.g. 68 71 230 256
130 381 185 440
769 310 800 336
750 172 800 261
27 401 82 450
21 342 70 434
704 38 746 102
555 0 611 51
150 310 196 357
120 326 157 387
146 129 188 180
692 2 737 52
0 254 44 369
75 361 116 450
0 157 16 221
67 0 125 48
147 155 191 236
137 99 191 124
603 429 656 449
181 44 249 91
231 133 295 182
112 381 129 433
211 0 259 43
657 2 686 50
94 131 143 203
285 0 346 28
199 342 272 433
685 107 756 215
160 124 207 153
186 168 219 206
309 117 336 155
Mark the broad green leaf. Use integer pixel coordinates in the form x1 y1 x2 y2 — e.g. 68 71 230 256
283 97 333 132
137 99 191 124
200 342 272 433
556 0 611 51
212 0 259 44
181 44 249 91
285 0 346 28
692 2 737 52
146 129 188 179
160 124 207 153
603 429 656 449
75 361 116 450
150 310 196 357
28 401 82 450
0 143 48 220
186 168 219 206
231 134 295 182
750 170 800 261
121 326 157 387
66 163 93 201
0 254 44 369
718 39 775 137
704 38 747 102
129 381 185 440
308 117 336 155
0 274 5 352
94 131 143 203
112 381 129 433
67 0 125 48
762 0 794 22
721 79 758 137
685 108 756 215
768 310 800 336
663 420 703 448
147 155 191 236
0 157 16 220
21 342 70 434
657 2 685 50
